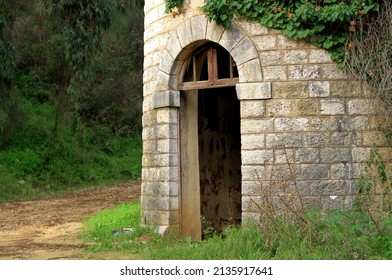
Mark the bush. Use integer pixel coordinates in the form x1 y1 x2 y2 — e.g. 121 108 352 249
0 98 142 201
0 0 144 201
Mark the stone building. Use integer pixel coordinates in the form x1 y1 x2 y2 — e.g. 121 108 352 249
142 0 391 239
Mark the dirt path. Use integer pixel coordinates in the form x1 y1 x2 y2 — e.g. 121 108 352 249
0 182 141 260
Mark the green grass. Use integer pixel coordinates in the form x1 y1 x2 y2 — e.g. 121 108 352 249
147 224 272 260
81 202 156 254
0 98 142 202
80 201 392 260
0 0 143 202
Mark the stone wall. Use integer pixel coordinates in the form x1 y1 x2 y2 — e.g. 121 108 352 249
142 0 391 234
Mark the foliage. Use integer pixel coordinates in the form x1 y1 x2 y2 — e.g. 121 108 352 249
0 98 142 201
0 0 144 201
81 145 391 259
149 212 391 260
0 0 20 84
78 2 144 136
165 0 184 13
346 0 392 138
81 202 156 253
81 199 392 259
356 148 392 235
358 148 390 195
0 38 19 86
165 0 381 65
43 0 117 140
45 0 116 83
0 0 23 144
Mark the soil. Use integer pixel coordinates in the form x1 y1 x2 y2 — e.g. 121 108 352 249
0 182 141 260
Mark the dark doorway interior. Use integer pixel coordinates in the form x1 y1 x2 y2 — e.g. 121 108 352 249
179 43 241 240
198 86 242 235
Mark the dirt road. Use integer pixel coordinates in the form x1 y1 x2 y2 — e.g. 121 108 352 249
0 182 141 260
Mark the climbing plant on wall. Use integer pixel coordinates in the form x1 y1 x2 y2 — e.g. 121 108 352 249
165 0 184 12
164 0 381 65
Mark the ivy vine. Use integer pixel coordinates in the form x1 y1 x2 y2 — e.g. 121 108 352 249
165 0 184 13
164 0 381 65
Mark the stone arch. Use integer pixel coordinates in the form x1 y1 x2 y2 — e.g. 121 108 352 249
147 15 273 238
156 15 263 92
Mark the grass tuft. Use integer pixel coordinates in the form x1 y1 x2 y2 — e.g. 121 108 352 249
0 98 142 202
80 201 392 260
81 202 157 254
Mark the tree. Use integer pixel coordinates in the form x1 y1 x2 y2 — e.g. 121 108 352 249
0 0 23 145
45 0 115 137
78 0 144 137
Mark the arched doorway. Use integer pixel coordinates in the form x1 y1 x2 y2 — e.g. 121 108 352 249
179 43 242 240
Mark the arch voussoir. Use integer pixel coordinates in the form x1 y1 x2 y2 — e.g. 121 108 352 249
190 15 208 41
158 17 262 89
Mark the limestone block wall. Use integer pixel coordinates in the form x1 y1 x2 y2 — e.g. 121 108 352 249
142 0 392 233
142 0 182 234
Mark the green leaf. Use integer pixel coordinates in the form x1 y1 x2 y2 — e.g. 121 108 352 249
220 14 228 21
195 0 382 65
323 41 334 49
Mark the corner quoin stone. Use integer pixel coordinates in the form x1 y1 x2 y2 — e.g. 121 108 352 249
152 90 180 109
